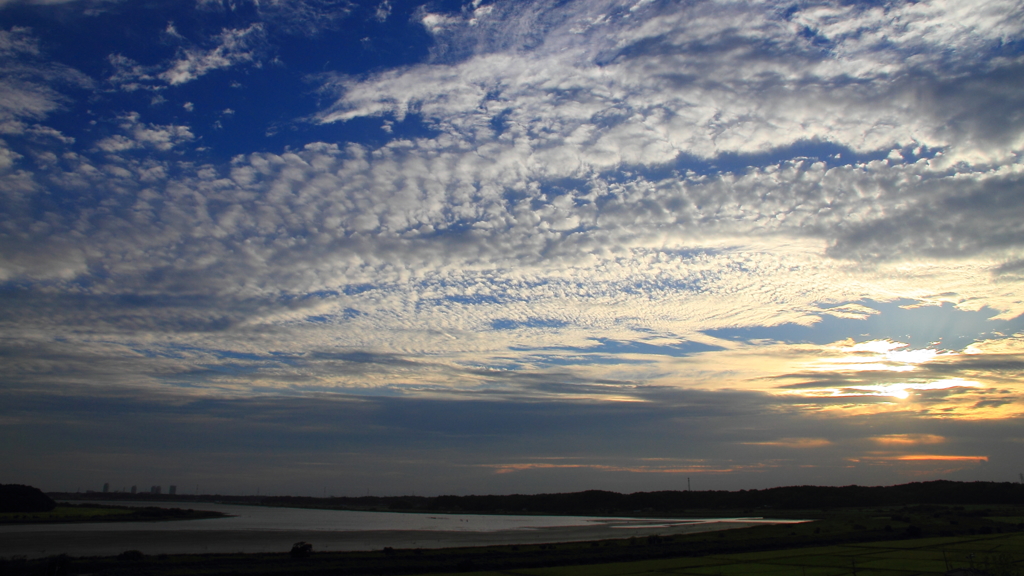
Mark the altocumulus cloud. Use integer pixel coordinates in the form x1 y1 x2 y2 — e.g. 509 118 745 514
1 0 1024 493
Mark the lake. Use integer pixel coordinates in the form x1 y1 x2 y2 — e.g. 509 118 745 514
0 501 804 558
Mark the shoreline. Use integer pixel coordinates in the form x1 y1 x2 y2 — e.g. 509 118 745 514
1 520 767 559
0 503 228 527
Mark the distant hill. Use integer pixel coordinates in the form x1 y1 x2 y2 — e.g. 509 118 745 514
0 484 56 513
51 480 1024 515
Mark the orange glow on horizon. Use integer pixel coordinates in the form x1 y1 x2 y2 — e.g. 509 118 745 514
775 378 982 400
482 462 740 474
860 454 988 462
742 438 832 448
870 434 946 445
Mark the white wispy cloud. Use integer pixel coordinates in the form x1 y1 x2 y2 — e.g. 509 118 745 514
3 134 1023 410
0 27 92 122
106 23 266 91
197 0 353 35
322 0 1024 166
106 54 162 92
94 112 195 152
159 23 265 85
374 0 390 23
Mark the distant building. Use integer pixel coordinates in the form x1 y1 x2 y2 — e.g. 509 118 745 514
169 485 177 495
130 485 137 494
151 485 161 494
102 483 109 493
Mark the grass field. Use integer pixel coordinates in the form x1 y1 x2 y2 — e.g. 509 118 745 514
438 532 1023 576
0 504 226 525
0 505 134 523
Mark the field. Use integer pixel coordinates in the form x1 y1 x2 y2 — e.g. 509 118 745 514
445 532 1023 576
0 505 134 523
0 504 225 525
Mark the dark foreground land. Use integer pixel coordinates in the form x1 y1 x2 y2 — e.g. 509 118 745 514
0 484 224 526
4 500 1024 575
0 503 227 525
2 482 1021 575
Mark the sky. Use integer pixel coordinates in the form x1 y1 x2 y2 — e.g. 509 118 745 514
2 0 1024 497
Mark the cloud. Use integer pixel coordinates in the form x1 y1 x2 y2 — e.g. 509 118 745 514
159 24 265 85
2 384 1015 493
742 438 833 449
1 0 1023 434
870 434 945 446
374 0 390 23
94 112 195 152
482 461 741 474
0 27 92 122
4 127 1024 413
824 165 1024 261
106 23 270 91
308 0 1024 264
0 26 40 56
820 303 880 321
196 0 353 36
4 0 1024 495
106 54 163 92
861 454 988 462
321 0 1024 167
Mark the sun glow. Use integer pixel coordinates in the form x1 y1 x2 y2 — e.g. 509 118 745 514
779 378 982 399
810 339 950 374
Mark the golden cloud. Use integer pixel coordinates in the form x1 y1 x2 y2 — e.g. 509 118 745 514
870 434 946 446
480 462 744 474
743 438 832 448
861 454 988 462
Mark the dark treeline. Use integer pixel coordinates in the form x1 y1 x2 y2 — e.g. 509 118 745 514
52 480 1024 514
0 484 56 513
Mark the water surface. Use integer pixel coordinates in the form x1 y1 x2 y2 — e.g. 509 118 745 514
0 500 803 558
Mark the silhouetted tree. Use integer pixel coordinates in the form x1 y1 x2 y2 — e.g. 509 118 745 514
0 484 56 513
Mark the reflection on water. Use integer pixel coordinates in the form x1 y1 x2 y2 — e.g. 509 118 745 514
0 500 805 558
2 501 790 534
